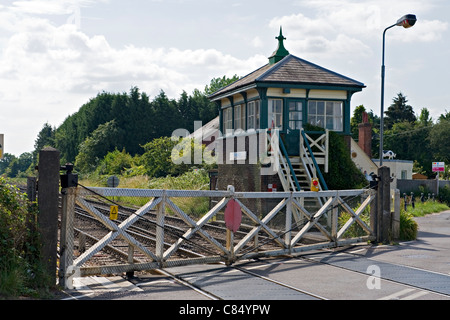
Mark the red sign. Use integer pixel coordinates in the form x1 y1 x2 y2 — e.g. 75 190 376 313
224 199 242 233
432 162 445 172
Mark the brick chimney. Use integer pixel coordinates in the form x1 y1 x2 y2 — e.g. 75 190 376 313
358 112 372 158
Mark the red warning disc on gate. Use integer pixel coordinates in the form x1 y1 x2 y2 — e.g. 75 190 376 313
224 199 242 233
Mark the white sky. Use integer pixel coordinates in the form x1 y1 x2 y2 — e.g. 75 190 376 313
0 0 449 156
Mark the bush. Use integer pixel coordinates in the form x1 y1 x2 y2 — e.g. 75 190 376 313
0 177 51 298
95 148 134 176
399 210 418 241
438 185 450 206
304 124 366 190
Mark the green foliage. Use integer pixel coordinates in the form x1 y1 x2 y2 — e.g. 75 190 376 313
349 93 450 178
33 123 55 162
0 177 50 298
310 128 366 190
429 119 450 164
384 120 433 176
95 148 135 176
338 204 371 238
384 92 416 130
147 169 210 190
49 86 221 167
204 75 240 95
399 198 449 241
140 137 180 178
399 210 418 241
437 185 450 206
0 152 33 178
75 120 124 173
139 136 214 178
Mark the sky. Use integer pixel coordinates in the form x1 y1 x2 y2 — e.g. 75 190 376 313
0 0 449 157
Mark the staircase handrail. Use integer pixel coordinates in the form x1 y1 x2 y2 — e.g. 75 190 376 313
278 135 301 191
301 130 328 190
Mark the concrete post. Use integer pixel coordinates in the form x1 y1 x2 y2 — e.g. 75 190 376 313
59 186 76 288
392 189 401 240
37 147 60 281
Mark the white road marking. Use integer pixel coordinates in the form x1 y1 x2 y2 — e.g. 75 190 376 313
401 290 429 300
378 288 415 300
378 288 429 300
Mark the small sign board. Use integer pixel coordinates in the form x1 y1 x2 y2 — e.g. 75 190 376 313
224 199 242 233
432 162 445 172
229 151 247 161
109 205 119 220
107 175 120 188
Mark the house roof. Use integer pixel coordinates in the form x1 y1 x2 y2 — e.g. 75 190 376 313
209 54 366 101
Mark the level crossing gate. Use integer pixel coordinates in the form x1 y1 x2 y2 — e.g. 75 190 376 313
59 185 376 289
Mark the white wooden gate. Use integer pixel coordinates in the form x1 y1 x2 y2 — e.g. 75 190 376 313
59 185 376 289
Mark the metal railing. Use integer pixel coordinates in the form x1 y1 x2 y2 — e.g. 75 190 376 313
59 185 376 289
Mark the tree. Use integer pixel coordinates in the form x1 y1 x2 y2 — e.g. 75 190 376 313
95 148 134 176
204 75 240 96
140 137 179 178
33 123 55 160
75 120 125 173
439 110 450 122
384 121 433 175
418 108 433 126
384 92 416 130
429 119 450 164
0 153 16 175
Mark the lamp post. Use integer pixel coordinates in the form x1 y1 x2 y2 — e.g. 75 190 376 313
379 14 417 166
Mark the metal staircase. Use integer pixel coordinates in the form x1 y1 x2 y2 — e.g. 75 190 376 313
274 129 329 216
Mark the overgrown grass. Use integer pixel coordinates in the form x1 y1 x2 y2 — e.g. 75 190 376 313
402 200 449 217
80 169 211 217
399 199 449 241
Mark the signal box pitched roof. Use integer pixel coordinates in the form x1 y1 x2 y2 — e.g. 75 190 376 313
209 54 365 101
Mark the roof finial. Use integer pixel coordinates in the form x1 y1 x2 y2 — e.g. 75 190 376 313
269 26 290 65
276 26 286 42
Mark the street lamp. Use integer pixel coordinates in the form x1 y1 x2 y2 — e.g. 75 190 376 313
379 14 417 166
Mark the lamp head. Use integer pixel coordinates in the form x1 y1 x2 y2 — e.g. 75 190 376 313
396 14 417 28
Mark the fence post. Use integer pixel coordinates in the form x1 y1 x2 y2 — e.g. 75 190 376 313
37 147 60 283
376 166 391 243
156 190 166 265
59 186 76 289
285 193 292 253
392 189 400 240
331 193 339 244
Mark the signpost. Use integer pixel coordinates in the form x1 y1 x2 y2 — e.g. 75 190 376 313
107 175 120 188
432 162 445 195
432 162 445 172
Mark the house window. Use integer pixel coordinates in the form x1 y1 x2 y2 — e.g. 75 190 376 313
289 101 303 130
268 99 283 129
247 100 260 130
401 170 407 179
308 101 343 131
234 104 246 131
223 107 232 131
